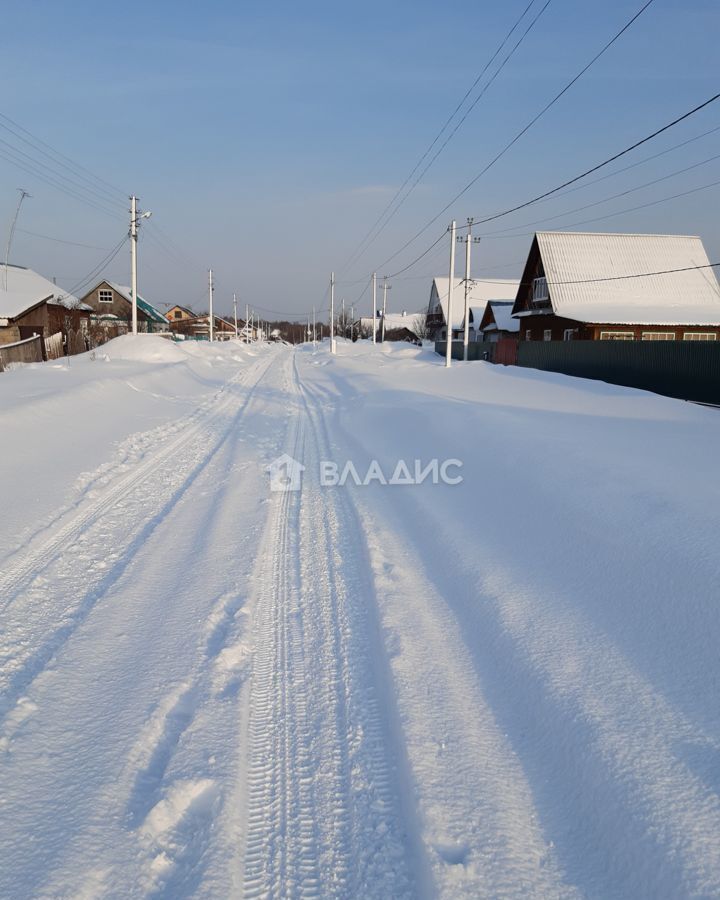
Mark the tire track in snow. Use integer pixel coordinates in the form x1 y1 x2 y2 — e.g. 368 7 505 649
0 356 264 614
0 352 277 727
240 350 416 898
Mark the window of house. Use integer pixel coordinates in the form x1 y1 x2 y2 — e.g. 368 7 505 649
641 332 675 341
600 331 634 341
174 310 182 319
683 332 717 341
525 329 532 341
98 289 113 304
543 329 552 341
563 328 576 341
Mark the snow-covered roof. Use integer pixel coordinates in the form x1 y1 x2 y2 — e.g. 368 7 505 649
107 283 169 325
485 301 520 333
0 264 86 318
430 277 519 330
0 290 51 319
534 232 720 326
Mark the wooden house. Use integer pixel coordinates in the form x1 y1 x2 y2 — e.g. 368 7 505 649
477 301 520 341
512 232 720 342
426 277 519 340
79 281 169 335
0 264 91 356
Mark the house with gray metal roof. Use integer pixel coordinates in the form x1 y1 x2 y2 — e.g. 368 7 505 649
512 232 720 342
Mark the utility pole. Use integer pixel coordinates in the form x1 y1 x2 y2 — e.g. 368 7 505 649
130 196 138 335
245 303 249 343
312 306 316 350
208 269 214 341
4 188 31 289
460 217 480 362
330 271 336 354
342 297 345 339
381 276 392 343
233 292 238 338
129 195 151 335
446 220 457 368
372 272 377 345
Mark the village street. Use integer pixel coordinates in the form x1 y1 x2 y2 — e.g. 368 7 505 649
1 337 720 898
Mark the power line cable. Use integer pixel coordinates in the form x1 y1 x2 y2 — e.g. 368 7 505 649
478 151 720 235
16 228 112 250
467 92 720 228
339 0 550 276
376 0 658 271
0 111 128 200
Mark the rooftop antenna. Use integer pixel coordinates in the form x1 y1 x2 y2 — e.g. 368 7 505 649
4 189 31 289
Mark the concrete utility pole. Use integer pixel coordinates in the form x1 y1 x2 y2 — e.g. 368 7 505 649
460 217 480 362
446 220 457 368
246 303 249 343
330 271 336 354
372 272 377 345
130 196 138 335
4 188 30 289
208 269 214 342
233 293 238 338
129 195 151 335
381 276 392 343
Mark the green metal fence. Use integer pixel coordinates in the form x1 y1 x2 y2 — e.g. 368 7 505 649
434 341 496 362
516 341 720 404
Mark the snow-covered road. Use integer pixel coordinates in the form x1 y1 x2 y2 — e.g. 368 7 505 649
1 337 720 898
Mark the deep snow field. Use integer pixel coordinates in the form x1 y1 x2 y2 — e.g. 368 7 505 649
1 335 719 899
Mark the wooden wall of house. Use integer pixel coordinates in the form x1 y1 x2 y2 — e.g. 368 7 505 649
519 315 720 342
80 282 150 327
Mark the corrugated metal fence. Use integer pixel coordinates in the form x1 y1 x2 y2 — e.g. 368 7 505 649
517 341 720 404
435 339 720 404
434 341 496 362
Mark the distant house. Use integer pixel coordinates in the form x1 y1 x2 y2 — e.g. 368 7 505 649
426 277 519 340
512 232 720 341
476 301 520 342
166 304 196 323
170 314 238 341
0 264 91 356
353 312 426 342
79 281 169 337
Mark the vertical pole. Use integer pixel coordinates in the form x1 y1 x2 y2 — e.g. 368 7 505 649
208 269 214 342
245 303 249 343
233 292 238 338
4 189 30 290
372 272 377 345
130 195 138 335
463 218 473 362
330 271 336 354
445 220 457 368
381 277 387 343
342 297 345 339
312 306 316 350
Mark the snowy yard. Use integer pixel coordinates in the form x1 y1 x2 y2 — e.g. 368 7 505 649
1 336 719 898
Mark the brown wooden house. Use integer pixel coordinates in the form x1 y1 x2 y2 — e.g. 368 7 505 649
169 314 239 340
79 281 170 337
512 232 720 342
0 264 91 357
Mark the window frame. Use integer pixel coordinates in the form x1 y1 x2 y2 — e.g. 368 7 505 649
98 288 113 304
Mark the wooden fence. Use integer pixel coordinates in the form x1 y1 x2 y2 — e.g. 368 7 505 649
45 331 64 360
0 334 44 372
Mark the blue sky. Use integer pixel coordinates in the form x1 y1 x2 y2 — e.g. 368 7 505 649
1 0 718 318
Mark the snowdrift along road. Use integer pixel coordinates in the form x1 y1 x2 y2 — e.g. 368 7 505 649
1 335 719 898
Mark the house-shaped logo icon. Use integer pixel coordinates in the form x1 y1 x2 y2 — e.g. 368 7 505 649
269 453 305 492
